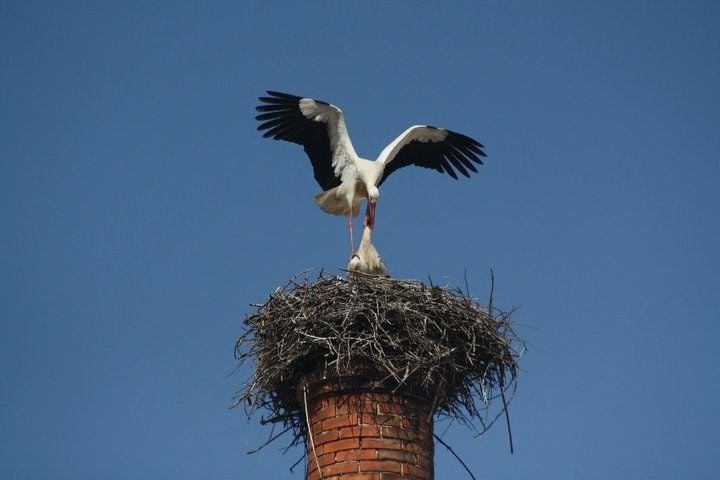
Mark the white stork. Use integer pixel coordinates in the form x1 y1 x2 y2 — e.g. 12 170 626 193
255 91 487 255
347 216 389 276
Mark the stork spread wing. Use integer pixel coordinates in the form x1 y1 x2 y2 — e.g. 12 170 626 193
255 91 357 191
377 125 487 186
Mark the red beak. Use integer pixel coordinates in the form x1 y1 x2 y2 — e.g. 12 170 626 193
366 201 376 229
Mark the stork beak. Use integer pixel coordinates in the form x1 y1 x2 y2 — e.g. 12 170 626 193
367 201 376 229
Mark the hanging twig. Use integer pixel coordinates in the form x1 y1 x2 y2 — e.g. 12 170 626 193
434 433 477 480
303 379 323 480
499 375 514 454
246 425 293 455
289 452 305 474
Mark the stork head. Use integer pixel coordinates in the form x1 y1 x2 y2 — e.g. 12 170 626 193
365 186 379 229
368 186 380 203
347 253 364 272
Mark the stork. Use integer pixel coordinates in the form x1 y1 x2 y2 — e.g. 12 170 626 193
255 91 487 256
347 216 389 276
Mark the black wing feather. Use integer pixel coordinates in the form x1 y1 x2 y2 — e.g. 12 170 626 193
378 127 487 186
442 145 471 178
445 143 478 173
255 91 340 191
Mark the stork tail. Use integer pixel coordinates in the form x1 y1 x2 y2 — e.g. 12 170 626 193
314 188 360 217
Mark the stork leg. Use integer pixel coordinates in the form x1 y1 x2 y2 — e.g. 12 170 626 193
348 212 355 257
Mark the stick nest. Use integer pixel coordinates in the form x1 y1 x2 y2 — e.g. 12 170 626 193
233 270 523 449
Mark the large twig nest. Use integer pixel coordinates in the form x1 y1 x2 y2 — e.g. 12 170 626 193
233 270 523 449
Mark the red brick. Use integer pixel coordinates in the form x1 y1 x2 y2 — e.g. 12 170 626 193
403 462 433 479
334 448 378 462
376 448 417 464
360 413 403 427
312 428 339 446
338 425 382 439
361 437 403 450
309 421 325 436
309 396 335 411
308 442 324 457
312 405 337 421
323 461 359 476
359 460 403 473
402 440 432 456
307 468 324 480
323 437 361 453
321 414 357 431
381 426 419 441
339 474 382 480
316 452 335 468
365 391 386 406
337 400 378 415
416 452 434 468
402 416 431 431
377 401 405 415
307 454 333 477
334 402 350 415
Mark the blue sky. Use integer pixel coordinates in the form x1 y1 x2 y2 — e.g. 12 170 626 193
1 1 719 478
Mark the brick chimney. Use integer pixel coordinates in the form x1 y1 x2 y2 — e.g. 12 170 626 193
303 370 434 480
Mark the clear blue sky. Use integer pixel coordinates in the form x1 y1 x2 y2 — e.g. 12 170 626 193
2 1 719 478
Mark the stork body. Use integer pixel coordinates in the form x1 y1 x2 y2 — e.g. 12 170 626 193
255 91 487 255
313 158 382 253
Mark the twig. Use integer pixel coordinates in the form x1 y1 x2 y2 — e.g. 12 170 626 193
433 433 477 480
499 375 514 455
463 267 471 298
289 452 305 473
246 424 293 454
488 268 495 315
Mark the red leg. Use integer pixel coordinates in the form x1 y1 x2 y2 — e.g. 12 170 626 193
348 212 355 257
